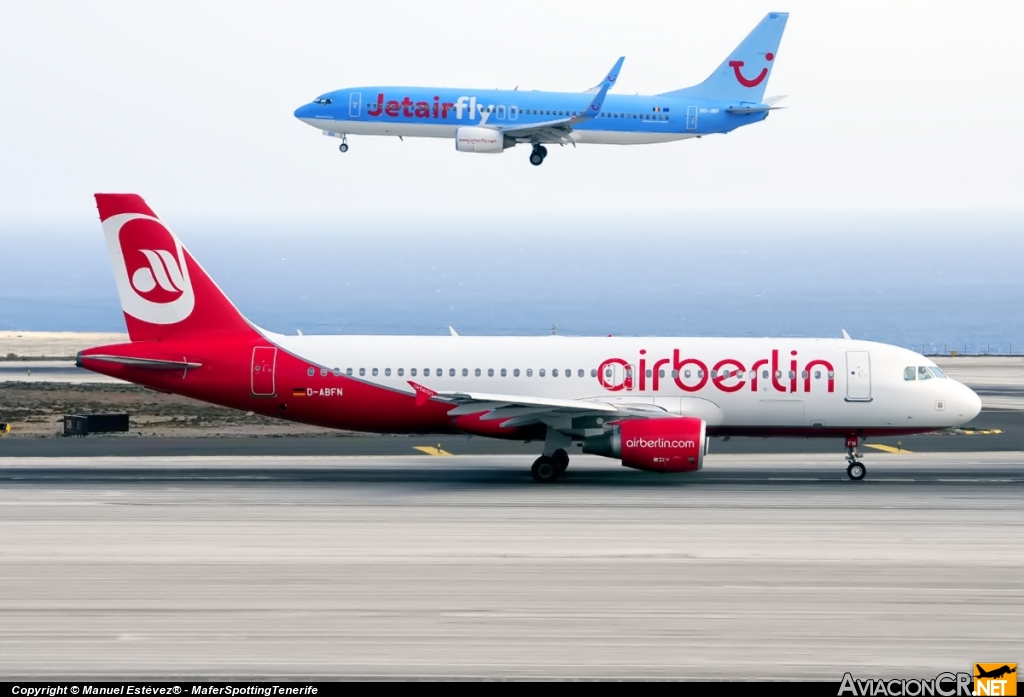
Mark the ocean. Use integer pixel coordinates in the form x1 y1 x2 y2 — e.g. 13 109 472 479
1 212 1021 354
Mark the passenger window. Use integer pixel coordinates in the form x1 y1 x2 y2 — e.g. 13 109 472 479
488 368 494 377
659 369 665 378
722 370 730 379
578 369 585 378
697 370 704 379
904 366 916 381
527 368 533 377
788 370 796 379
605 368 612 378
710 370 718 378
801 371 808 379
436 369 442 377
646 369 653 378
514 368 520 377
410 368 417 376
475 368 481 377
346 368 353 376
320 368 328 377
539 369 546 377
591 368 597 378
553 369 559 377
684 370 691 378
333 368 341 377
565 369 571 378
775 371 782 379
918 366 933 381
398 368 404 376
462 368 468 376
385 368 392 376
372 368 378 376
307 367 315 377
814 371 821 379
762 370 769 379
672 370 679 378
828 371 835 378
359 368 366 376
449 368 455 377
422 368 430 377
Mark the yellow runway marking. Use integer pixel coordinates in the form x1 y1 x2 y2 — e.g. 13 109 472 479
864 444 912 453
413 445 453 456
956 428 1003 435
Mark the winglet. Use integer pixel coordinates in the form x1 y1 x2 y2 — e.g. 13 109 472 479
408 381 438 407
448 326 459 337
579 57 625 120
842 329 851 340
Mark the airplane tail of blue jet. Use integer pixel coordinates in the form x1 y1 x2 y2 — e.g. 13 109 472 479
659 12 789 104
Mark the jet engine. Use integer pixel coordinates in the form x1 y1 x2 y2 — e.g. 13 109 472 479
454 127 513 153
582 417 708 472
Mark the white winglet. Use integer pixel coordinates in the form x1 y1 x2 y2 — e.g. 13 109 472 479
842 329 851 340
449 326 459 337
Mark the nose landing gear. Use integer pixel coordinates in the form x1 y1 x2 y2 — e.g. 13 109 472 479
338 135 349 153
529 144 548 166
845 435 866 480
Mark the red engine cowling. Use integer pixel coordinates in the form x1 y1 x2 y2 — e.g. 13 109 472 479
582 417 707 473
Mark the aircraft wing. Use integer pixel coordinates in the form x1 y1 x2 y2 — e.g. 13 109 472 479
432 388 674 430
499 57 624 143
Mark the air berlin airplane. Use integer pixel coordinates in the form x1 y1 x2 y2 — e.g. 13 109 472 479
80 194 982 482
294 13 789 165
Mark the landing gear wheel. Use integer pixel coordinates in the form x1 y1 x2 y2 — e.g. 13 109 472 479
531 456 561 483
551 448 570 474
339 142 349 153
846 462 866 481
529 151 544 166
537 145 548 158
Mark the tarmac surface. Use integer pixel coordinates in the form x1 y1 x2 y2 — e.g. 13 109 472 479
1 452 1021 680
0 408 1019 457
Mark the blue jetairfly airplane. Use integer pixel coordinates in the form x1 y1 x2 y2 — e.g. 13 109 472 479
294 12 788 166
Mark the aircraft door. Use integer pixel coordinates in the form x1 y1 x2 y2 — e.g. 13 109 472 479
845 351 872 401
686 105 698 130
251 346 277 397
349 92 361 118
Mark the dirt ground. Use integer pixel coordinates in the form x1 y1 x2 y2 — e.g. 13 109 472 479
0 382 339 437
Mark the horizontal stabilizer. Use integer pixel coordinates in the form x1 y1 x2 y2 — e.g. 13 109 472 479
77 354 202 370
725 104 785 114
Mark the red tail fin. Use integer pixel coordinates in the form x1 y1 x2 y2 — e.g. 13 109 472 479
96 194 252 342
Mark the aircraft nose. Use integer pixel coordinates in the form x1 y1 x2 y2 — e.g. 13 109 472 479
294 103 315 120
954 382 982 423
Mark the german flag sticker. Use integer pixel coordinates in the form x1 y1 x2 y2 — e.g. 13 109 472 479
292 388 307 397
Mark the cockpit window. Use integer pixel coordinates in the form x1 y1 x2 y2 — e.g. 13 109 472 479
313 98 333 105
905 365 947 381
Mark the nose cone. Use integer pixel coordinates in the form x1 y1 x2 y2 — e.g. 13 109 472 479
294 103 316 121
955 382 983 424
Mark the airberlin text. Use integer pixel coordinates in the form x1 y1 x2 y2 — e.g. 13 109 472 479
837 671 972 696
598 349 836 394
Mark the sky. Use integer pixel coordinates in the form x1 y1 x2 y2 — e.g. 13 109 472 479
1 0 1023 225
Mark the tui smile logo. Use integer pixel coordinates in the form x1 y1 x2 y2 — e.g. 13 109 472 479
729 52 774 88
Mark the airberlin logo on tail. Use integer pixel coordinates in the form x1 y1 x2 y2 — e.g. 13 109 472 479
729 52 774 88
102 213 195 325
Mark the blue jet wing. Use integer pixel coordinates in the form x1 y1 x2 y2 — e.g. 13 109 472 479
498 57 625 143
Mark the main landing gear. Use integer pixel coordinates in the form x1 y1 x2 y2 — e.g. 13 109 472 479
338 135 349 153
531 448 569 483
845 435 866 481
529 144 548 166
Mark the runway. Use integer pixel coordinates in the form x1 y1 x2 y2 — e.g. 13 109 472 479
1 452 1021 680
